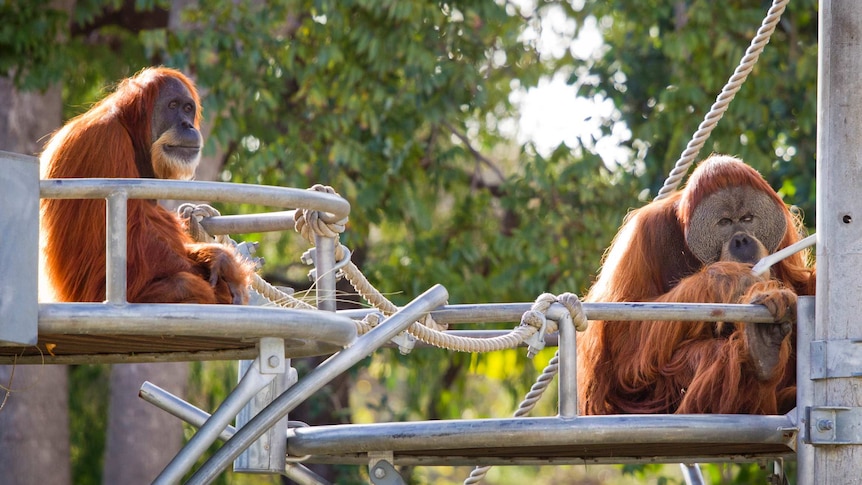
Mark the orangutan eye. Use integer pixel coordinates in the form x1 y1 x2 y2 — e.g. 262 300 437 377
718 218 732 226
741 214 754 223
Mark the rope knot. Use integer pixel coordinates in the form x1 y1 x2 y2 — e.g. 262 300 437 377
178 203 223 243
520 310 546 331
556 292 588 332
294 184 349 244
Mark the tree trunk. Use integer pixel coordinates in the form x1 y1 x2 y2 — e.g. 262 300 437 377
102 363 189 484
0 75 71 485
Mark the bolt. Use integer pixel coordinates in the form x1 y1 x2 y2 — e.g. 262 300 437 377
816 419 834 432
268 355 280 368
373 466 386 479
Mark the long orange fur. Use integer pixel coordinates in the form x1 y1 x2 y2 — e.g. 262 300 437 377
40 67 251 304
578 156 815 415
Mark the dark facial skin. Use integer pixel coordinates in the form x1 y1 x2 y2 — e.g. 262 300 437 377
686 186 787 265
151 77 202 163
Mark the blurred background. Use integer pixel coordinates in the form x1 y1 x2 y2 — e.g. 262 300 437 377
0 0 817 483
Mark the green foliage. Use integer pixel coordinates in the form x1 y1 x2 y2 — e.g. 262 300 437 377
0 0 70 90
573 0 818 220
4 0 819 483
140 0 629 306
68 364 109 485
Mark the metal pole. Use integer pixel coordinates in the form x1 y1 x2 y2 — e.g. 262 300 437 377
186 284 449 484
796 296 815 485
814 1 862 482
153 357 276 484
556 311 577 418
105 192 128 304
139 381 237 442
139 382 330 485
314 235 337 312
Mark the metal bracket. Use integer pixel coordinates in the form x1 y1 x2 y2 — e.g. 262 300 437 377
810 339 862 379
524 316 548 358
391 330 416 355
807 406 862 445
368 452 404 485
301 244 352 281
258 337 286 374
235 240 265 270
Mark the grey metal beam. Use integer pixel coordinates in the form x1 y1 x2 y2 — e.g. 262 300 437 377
813 0 862 482
37 303 356 343
284 414 795 456
40 178 350 222
186 284 449 484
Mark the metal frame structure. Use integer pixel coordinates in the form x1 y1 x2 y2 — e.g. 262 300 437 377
2 1 861 481
0 155 802 483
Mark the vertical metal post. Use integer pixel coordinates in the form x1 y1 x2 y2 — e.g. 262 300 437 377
314 235 337 312
233 340 292 475
796 296 816 484
557 311 577 419
187 284 449 484
814 1 862 481
0 152 38 344
153 357 277 484
105 192 128 304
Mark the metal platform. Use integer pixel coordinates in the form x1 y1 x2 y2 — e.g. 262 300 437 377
0 152 822 483
0 303 357 364
0 162 355 364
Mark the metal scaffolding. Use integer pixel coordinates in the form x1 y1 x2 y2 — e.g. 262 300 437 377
0 1 860 483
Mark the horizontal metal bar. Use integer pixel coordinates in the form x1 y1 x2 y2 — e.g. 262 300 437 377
38 303 356 345
287 414 796 456
40 178 349 223
0 349 263 365
300 452 792 467
339 302 776 325
199 211 296 235
187 284 449 484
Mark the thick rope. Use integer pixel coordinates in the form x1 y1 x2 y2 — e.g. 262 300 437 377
655 0 790 200
294 185 448 332
465 293 586 485
178 203 316 310
180 196 581 354
178 197 533 348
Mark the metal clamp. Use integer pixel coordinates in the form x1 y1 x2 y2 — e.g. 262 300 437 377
302 244 352 281
524 316 548 358
235 240 265 269
807 406 862 445
369 452 404 485
391 330 416 355
258 337 286 374
810 339 862 379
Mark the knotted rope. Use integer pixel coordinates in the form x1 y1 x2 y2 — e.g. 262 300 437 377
464 292 586 485
178 203 317 310
294 185 448 332
655 0 790 200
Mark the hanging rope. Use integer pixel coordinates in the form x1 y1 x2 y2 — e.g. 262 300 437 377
655 0 790 200
465 293 586 485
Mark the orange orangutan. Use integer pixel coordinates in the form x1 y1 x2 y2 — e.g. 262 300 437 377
40 67 252 305
578 155 815 415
